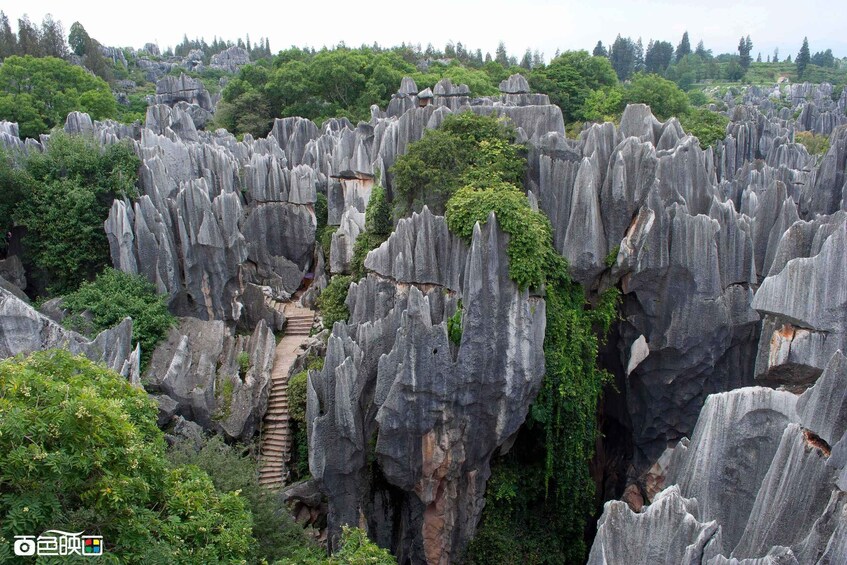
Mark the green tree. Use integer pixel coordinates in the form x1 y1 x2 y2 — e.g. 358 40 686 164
609 35 637 80
318 275 352 328
392 112 525 217
15 16 41 56
0 11 15 60
738 35 753 71
680 107 729 149
39 14 67 59
0 350 254 563
623 73 690 120
797 37 811 79
592 40 607 58
580 86 624 122
529 50 618 122
168 435 323 563
68 21 90 56
0 55 117 138
11 132 139 294
63 268 176 369
676 31 691 62
645 40 674 74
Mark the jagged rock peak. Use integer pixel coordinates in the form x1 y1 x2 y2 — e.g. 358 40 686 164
499 73 530 94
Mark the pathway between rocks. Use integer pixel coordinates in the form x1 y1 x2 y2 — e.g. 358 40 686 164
258 293 315 490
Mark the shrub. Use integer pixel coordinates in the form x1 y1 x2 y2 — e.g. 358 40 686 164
0 350 254 563
679 107 729 149
9 132 139 294
167 435 323 563
315 192 329 234
680 107 729 148
62 268 176 370
320 225 336 259
317 275 352 329
687 89 710 107
446 181 553 290
795 130 831 157
391 112 525 218
622 73 690 120
447 303 463 345
237 351 251 377
579 86 624 122
288 370 309 423
287 370 312 480
273 526 394 565
350 186 393 280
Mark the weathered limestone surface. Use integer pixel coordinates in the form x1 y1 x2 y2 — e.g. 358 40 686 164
0 287 137 380
592 349 847 563
144 317 275 441
308 212 545 563
3 73 847 563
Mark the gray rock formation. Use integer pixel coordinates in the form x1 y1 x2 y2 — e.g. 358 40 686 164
499 74 530 94
209 46 250 73
665 387 799 549
0 287 136 379
154 73 214 113
588 486 723 564
308 211 545 563
143 317 275 441
591 347 847 563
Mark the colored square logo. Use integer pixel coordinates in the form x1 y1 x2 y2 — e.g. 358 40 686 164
83 536 103 555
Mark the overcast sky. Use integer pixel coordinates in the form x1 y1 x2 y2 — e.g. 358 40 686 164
5 1 846 62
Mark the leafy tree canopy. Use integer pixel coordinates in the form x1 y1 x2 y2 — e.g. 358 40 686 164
63 268 176 370
0 350 254 563
622 73 690 120
0 55 116 139
391 112 525 217
529 50 618 122
1 132 139 295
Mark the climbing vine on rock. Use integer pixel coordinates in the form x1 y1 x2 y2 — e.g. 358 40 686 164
411 113 621 563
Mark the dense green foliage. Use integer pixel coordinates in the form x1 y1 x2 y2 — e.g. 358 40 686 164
679 107 730 149
447 182 552 290
622 73 691 120
415 113 617 562
318 275 352 329
0 350 254 563
287 353 324 481
63 268 175 369
795 130 831 157
350 186 392 280
392 112 525 218
214 44 527 136
0 55 116 138
797 37 811 79
1 133 139 295
274 526 395 565
528 51 618 122
167 435 323 563
447 302 463 346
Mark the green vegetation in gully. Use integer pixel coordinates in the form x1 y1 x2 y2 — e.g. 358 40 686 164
63 268 176 370
0 132 139 295
396 112 620 563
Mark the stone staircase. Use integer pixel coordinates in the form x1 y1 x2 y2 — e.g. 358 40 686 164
258 295 315 490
